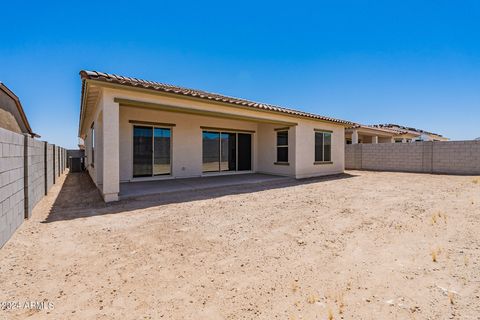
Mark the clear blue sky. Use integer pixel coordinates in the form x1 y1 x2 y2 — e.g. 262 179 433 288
1 0 479 148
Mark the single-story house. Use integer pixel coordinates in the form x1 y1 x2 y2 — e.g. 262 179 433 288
78 71 353 202
345 124 419 144
0 82 38 137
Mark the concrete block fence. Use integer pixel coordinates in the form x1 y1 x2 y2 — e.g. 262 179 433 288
0 127 67 248
345 140 480 175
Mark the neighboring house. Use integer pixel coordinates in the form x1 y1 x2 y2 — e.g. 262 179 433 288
0 82 38 137
345 124 419 144
374 124 448 142
78 71 353 202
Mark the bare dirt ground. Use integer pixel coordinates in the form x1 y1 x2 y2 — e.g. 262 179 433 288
0 171 479 320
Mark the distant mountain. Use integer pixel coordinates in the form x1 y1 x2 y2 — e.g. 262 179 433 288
476 137 480 140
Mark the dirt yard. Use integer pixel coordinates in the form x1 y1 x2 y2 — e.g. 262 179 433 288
0 171 479 320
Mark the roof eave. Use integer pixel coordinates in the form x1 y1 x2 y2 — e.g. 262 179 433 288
79 71 354 127
78 76 89 138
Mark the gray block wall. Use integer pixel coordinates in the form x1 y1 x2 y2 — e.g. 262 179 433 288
26 138 46 218
0 127 67 248
0 128 25 248
345 144 362 170
432 140 480 174
345 140 480 175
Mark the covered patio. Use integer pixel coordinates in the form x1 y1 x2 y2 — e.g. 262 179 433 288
345 124 419 144
119 173 291 200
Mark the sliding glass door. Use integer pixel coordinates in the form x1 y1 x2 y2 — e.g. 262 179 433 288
153 128 171 175
133 125 171 177
133 126 153 177
202 130 251 173
202 131 220 172
221 133 236 171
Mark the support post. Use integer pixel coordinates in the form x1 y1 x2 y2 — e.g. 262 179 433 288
23 135 30 219
372 136 378 144
102 97 120 202
52 144 56 184
44 141 48 195
352 130 359 144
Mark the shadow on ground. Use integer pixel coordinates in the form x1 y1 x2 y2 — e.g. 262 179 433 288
42 171 358 223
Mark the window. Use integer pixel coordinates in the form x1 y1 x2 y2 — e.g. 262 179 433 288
276 130 288 163
91 123 95 167
133 125 171 177
315 131 332 162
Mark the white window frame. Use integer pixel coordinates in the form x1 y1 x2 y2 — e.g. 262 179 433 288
275 129 289 164
314 129 333 164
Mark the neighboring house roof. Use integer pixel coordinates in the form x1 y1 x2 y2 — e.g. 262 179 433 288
79 70 354 127
0 82 38 137
374 123 444 138
346 124 410 135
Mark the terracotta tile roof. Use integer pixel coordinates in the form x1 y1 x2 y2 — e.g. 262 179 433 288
374 124 442 137
80 70 354 125
348 124 408 135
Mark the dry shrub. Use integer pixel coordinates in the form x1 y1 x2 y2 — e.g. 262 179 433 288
306 294 318 304
336 291 345 315
327 307 334 320
431 212 447 225
448 292 455 305
431 249 438 262
431 214 437 225
291 281 299 293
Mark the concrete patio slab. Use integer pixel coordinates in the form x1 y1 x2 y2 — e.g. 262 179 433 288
119 173 292 199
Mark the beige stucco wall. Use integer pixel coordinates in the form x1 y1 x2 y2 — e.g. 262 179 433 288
257 124 296 176
0 108 22 134
85 93 102 188
378 137 392 143
119 105 259 181
85 119 95 183
295 120 345 178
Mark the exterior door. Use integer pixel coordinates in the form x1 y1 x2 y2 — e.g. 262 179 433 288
237 133 251 171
